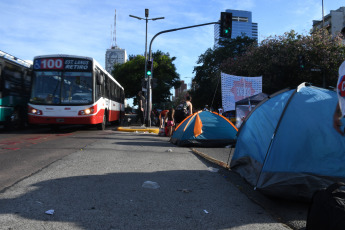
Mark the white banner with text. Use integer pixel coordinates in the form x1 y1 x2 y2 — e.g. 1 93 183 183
221 73 262 112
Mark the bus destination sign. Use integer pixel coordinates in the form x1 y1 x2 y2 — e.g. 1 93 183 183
34 57 92 71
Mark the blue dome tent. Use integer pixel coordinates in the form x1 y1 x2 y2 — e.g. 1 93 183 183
170 111 238 147
230 83 345 201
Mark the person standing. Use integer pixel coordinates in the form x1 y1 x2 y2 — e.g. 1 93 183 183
174 95 193 127
159 109 169 128
164 108 175 137
185 95 193 116
138 91 145 126
333 61 345 135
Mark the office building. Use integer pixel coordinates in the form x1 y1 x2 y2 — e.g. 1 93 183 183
312 7 345 37
214 9 258 47
175 80 187 99
105 46 127 74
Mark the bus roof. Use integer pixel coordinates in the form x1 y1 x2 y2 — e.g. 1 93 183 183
0 50 32 68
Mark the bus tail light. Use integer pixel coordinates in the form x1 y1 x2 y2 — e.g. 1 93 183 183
78 105 97 115
28 105 43 115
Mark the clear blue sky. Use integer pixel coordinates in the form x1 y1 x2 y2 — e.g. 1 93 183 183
0 0 343 106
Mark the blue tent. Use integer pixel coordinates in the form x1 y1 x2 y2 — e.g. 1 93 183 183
230 83 345 201
170 111 237 147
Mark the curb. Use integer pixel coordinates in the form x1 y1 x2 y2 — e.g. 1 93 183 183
191 148 230 169
116 127 159 134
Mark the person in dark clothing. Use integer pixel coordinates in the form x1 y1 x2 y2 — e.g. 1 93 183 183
138 91 145 126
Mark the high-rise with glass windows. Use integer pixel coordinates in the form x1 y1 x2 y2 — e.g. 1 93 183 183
214 9 258 47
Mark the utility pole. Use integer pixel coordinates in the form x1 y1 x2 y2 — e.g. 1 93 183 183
146 21 219 126
129 10 164 126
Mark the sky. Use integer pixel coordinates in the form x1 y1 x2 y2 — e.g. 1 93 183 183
0 0 343 106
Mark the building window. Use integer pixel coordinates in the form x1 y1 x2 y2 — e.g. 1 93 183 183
232 16 248 22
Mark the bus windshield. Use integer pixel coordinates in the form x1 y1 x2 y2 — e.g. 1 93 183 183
30 71 93 105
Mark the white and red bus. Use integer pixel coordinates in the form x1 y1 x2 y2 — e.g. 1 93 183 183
28 54 125 130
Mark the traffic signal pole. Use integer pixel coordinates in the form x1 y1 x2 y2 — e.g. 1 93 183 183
145 21 219 127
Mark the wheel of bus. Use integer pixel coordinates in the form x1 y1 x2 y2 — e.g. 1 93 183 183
5 108 22 131
97 111 107 130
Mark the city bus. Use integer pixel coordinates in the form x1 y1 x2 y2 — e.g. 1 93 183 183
0 50 32 129
28 54 125 130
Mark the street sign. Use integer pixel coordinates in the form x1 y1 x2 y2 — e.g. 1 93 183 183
311 68 321 72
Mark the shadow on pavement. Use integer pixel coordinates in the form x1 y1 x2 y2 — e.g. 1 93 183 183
0 170 287 229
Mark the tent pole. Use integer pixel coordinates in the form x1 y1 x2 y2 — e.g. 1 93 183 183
254 89 298 189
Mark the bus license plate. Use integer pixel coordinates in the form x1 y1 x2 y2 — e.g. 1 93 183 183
56 118 64 123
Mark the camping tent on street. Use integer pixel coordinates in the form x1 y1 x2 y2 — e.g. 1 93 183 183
170 111 238 147
230 83 345 201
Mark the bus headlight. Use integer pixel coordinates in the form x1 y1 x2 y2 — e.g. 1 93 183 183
78 105 96 115
28 106 43 115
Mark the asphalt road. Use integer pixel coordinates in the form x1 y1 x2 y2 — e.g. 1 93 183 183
0 127 292 230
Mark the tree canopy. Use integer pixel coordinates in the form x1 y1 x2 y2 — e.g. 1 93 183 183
112 50 180 106
221 29 345 94
190 36 257 110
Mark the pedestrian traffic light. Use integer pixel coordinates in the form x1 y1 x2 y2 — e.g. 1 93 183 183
298 55 305 70
146 60 152 77
220 12 232 38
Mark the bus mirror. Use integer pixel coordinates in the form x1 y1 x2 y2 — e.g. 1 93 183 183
97 73 104 85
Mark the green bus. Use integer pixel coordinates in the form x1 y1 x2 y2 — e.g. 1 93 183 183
0 50 32 129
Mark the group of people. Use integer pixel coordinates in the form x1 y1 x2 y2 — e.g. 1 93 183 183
138 91 193 137
159 95 193 137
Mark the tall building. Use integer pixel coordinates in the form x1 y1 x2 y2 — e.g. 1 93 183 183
105 10 128 74
105 47 127 74
312 7 345 37
175 80 187 99
214 9 258 47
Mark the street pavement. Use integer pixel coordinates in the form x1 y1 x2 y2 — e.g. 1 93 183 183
0 126 305 230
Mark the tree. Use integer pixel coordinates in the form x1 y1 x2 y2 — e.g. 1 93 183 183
151 50 180 104
190 36 256 110
112 51 180 106
221 29 345 94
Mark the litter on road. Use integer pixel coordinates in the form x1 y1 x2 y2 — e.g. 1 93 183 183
45 209 54 215
207 167 219 173
142 181 160 189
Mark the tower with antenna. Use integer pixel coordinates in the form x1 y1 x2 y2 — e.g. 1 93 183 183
111 10 117 49
105 9 127 74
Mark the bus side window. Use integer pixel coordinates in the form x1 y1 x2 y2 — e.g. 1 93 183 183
97 72 103 85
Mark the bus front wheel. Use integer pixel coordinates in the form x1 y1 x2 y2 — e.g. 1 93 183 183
97 112 106 130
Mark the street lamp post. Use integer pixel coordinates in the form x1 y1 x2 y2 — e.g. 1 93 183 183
129 9 164 127
322 0 326 87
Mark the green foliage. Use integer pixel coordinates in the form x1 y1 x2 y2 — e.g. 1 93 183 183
112 51 180 106
221 30 345 94
190 36 256 110
151 51 180 104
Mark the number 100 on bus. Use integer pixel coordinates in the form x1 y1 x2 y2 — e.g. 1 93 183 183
34 58 64 70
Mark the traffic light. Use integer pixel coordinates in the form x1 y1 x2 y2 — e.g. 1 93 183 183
146 60 152 77
220 12 232 38
298 55 305 70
